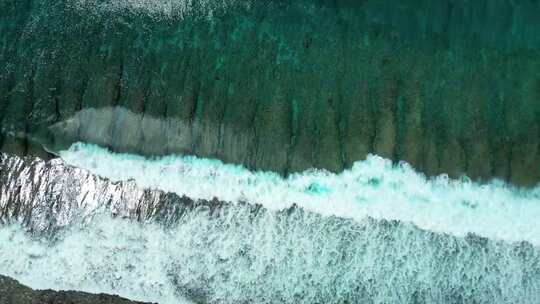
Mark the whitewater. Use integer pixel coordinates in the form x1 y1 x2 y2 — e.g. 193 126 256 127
0 142 539 304
60 142 540 245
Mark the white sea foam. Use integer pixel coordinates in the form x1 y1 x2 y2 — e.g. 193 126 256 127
70 0 245 19
1 210 538 304
2 143 540 303
0 220 191 304
59 142 540 246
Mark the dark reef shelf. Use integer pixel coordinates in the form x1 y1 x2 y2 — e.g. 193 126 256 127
0 275 154 304
1 0 539 185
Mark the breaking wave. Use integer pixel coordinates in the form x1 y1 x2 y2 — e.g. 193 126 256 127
60 142 540 246
1 143 539 303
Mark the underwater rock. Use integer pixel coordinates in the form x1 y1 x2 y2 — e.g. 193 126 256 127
0 275 154 304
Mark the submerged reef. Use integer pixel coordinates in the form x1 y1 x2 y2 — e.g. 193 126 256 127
1 0 540 185
2 1 540 302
